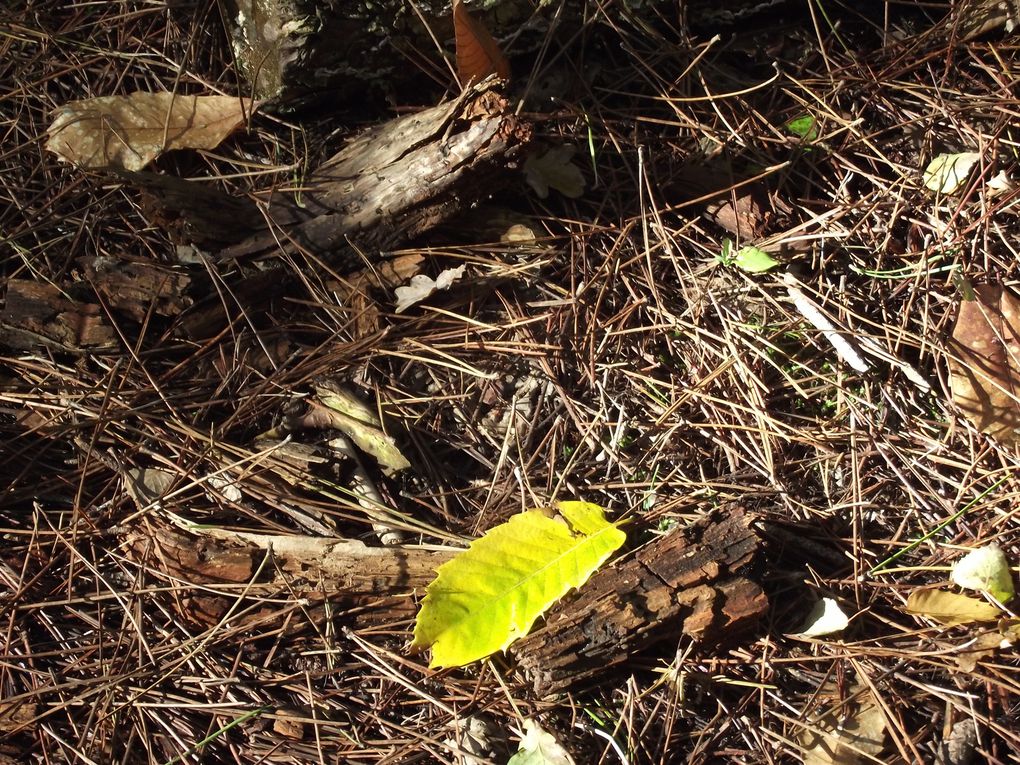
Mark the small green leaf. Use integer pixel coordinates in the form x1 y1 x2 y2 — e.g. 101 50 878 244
951 544 1015 603
786 114 818 141
412 500 626 668
732 245 780 273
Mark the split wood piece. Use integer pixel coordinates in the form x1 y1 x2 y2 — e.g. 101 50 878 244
0 280 117 351
78 256 192 322
511 508 767 696
121 520 457 626
214 80 531 263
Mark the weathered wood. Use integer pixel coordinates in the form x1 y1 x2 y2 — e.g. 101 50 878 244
511 508 767 696
122 521 456 595
121 520 459 627
78 256 192 322
0 280 117 351
130 80 529 274
215 80 530 262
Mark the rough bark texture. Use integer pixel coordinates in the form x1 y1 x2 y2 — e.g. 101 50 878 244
121 520 458 627
0 280 117 351
131 80 530 274
215 80 531 262
511 508 767 696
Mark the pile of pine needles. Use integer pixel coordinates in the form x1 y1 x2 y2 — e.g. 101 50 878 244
1 1 1018 762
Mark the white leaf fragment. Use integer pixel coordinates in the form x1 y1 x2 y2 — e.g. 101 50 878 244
781 273 870 373
394 265 467 313
792 597 850 638
508 719 575 765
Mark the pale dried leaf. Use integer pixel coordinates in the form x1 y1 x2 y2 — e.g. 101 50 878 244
508 719 576 765
948 284 1020 445
524 145 586 199
799 682 887 765
950 544 1015 603
502 223 538 243
791 598 850 638
923 152 980 194
46 92 252 171
905 589 1001 625
443 716 498 765
941 719 977 765
0 700 37 733
123 467 176 510
394 265 467 313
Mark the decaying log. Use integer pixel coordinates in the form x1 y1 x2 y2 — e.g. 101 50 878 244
122 509 766 691
511 508 767 696
78 256 192 322
215 80 530 262
122 520 458 626
122 521 456 596
133 79 530 273
0 280 117 351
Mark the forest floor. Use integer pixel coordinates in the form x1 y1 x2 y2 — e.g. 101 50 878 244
2 1 1019 763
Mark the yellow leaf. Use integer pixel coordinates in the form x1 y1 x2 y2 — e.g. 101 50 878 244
46 92 252 171
906 589 1001 625
412 501 625 668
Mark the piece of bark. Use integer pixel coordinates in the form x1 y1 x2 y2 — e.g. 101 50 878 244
215 80 531 263
0 280 117 351
121 520 459 628
511 508 767 696
122 521 456 594
78 256 192 322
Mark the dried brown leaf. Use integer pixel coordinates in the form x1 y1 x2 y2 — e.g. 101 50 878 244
46 92 252 171
799 681 887 765
453 0 510 85
906 589 1001 625
948 284 1020 445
